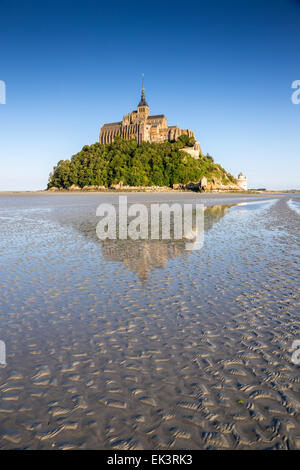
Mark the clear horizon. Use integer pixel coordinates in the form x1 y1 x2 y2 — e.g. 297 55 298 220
0 0 300 191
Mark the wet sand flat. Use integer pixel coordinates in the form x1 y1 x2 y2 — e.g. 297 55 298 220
0 192 299 449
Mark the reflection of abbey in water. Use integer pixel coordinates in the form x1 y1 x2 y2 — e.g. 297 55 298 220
100 205 233 280
101 239 186 282
59 204 233 281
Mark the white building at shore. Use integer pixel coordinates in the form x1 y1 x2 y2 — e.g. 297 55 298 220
237 172 248 190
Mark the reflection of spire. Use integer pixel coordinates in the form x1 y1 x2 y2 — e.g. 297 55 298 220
138 74 148 107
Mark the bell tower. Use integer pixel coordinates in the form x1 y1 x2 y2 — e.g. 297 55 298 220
137 75 149 122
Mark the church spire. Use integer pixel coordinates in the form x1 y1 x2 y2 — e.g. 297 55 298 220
138 74 149 107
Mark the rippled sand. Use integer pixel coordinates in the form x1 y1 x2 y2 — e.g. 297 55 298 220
0 192 299 449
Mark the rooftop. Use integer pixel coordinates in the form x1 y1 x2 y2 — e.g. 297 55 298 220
101 122 122 128
148 114 165 119
138 76 149 107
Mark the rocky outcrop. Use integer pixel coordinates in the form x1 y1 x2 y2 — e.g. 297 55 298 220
172 183 185 190
68 184 82 191
204 178 241 191
110 185 172 192
48 178 241 192
183 177 241 192
82 185 106 191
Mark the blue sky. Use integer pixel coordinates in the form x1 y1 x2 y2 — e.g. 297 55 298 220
0 0 299 190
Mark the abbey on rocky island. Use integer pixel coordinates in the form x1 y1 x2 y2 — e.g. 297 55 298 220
99 78 201 157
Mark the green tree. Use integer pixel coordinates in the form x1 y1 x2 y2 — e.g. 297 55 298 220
48 138 236 189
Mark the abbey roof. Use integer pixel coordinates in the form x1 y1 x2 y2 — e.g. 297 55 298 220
148 114 165 119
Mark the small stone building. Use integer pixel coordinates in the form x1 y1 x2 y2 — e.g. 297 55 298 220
181 141 201 160
237 173 248 190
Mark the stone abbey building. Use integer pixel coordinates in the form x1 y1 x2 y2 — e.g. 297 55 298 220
99 79 201 156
